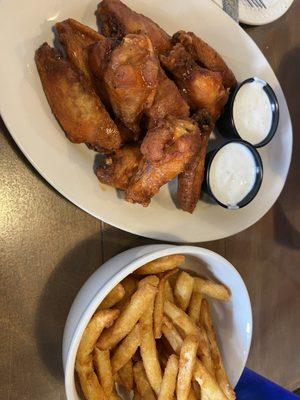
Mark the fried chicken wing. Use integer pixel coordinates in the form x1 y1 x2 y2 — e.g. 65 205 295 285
125 117 200 206
88 39 115 107
160 44 229 121
35 43 122 152
96 144 142 190
104 34 159 134
55 18 104 82
173 31 236 89
145 67 190 129
177 110 214 213
96 0 171 54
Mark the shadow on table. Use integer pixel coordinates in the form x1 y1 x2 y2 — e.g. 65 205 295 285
34 234 102 381
273 47 300 250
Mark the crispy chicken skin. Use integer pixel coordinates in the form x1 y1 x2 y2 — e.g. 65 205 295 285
160 43 229 121
55 18 104 81
172 31 237 89
96 0 171 54
125 117 201 206
177 110 214 213
104 34 159 134
35 43 122 152
96 144 142 190
145 67 190 129
88 39 115 107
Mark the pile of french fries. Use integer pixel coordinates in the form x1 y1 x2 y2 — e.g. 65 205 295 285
75 255 235 400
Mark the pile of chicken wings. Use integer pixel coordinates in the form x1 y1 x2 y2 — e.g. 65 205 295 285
35 0 236 213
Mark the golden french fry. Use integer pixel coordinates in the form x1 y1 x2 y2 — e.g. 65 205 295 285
194 359 227 400
76 359 106 400
194 277 230 301
134 255 185 275
164 301 214 376
188 387 198 400
192 381 202 400
140 287 162 395
133 361 156 400
158 354 178 400
161 317 183 354
100 283 125 309
97 283 157 350
138 275 160 287
118 359 134 391
133 392 142 400
164 300 199 337
117 276 138 309
201 299 235 400
161 318 224 400
187 291 203 324
161 317 225 400
177 335 199 400
111 323 140 373
174 271 194 311
94 348 114 398
110 389 122 400
165 280 175 303
154 269 178 339
76 309 119 366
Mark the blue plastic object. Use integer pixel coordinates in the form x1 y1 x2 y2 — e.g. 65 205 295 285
236 368 300 399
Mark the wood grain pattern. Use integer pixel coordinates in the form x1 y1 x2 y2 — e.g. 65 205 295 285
0 2 299 399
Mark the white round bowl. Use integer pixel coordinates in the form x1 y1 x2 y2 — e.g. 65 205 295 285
63 244 252 399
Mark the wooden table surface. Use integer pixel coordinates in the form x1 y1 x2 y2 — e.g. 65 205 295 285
0 3 299 399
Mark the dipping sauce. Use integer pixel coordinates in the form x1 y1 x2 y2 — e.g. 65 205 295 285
208 142 257 208
233 78 272 146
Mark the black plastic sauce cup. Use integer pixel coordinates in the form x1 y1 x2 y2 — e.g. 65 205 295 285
205 139 263 210
217 77 279 148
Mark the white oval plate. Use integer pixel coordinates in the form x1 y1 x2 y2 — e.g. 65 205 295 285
0 0 292 242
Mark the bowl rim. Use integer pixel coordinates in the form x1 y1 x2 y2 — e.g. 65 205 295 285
64 244 253 399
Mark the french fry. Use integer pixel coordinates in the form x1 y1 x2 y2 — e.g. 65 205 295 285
118 359 134 391
138 275 160 287
110 389 122 400
94 348 114 398
188 387 198 400
97 283 157 350
134 255 185 275
187 291 203 324
161 318 226 400
192 381 202 400
140 287 162 395
165 280 175 303
164 301 214 376
117 276 137 309
194 359 227 400
111 323 140 373
133 361 156 400
157 354 178 400
100 283 125 309
154 269 178 339
194 277 230 301
76 309 119 365
201 299 235 400
132 392 142 400
76 359 106 400
174 271 194 311
177 335 199 400
164 300 199 337
161 317 183 354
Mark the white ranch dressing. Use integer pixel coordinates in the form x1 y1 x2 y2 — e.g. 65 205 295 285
233 79 272 145
209 142 257 207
